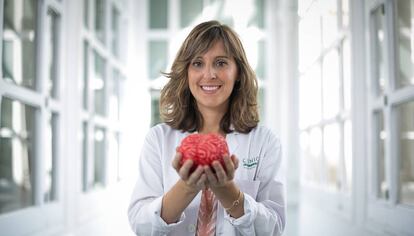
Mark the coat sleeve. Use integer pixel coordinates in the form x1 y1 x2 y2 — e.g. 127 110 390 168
224 129 286 236
127 127 186 235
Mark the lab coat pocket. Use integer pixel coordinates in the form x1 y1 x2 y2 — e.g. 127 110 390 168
236 179 261 199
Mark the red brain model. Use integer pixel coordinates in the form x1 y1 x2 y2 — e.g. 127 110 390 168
178 133 229 170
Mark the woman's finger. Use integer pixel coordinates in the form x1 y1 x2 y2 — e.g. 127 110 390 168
196 173 207 188
178 159 193 180
212 161 226 182
204 165 218 185
187 166 203 185
223 155 235 177
231 155 239 170
172 152 182 171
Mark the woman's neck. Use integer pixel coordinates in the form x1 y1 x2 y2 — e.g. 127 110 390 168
198 107 225 135
199 122 221 134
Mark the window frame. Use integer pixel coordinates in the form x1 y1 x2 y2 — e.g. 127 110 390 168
366 0 414 234
0 0 65 235
78 0 127 223
298 0 353 221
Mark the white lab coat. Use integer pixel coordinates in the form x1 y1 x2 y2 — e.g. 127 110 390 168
128 123 286 236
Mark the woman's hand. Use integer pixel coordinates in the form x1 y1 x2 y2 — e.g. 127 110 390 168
172 150 207 193
204 154 239 189
162 150 207 224
203 155 245 218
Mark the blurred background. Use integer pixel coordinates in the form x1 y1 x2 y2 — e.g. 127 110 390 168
0 0 413 235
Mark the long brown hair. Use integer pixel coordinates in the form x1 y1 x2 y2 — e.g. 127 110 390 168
160 20 259 134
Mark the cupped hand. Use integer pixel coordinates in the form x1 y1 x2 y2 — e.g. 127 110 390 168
172 150 207 193
204 154 239 189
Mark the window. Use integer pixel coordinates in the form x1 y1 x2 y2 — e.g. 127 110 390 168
2 0 37 89
44 112 58 202
396 0 414 89
148 40 168 80
397 101 414 205
93 51 106 116
81 0 126 193
81 122 89 191
107 131 120 183
249 0 265 29
47 9 60 99
110 69 121 120
0 98 37 214
93 127 106 188
111 6 120 57
94 0 106 44
256 40 266 79
0 0 64 234
151 94 161 126
299 0 352 196
82 41 89 109
149 0 168 29
180 0 203 28
367 0 414 234
258 87 265 121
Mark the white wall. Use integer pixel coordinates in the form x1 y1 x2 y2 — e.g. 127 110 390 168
267 0 300 236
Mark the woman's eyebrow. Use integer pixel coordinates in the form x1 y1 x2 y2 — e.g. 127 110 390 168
192 56 203 60
192 55 230 60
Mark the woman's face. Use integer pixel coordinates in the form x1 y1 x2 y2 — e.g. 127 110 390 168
187 40 238 115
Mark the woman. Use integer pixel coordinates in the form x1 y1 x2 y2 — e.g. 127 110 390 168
128 20 285 236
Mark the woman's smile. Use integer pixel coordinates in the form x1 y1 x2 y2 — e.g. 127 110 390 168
200 85 222 93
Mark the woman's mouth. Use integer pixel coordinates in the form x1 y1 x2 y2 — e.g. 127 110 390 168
201 85 221 92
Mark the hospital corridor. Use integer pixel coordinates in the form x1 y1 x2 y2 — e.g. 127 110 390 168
0 0 413 235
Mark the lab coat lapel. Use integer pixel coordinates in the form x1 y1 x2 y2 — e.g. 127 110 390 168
226 131 239 155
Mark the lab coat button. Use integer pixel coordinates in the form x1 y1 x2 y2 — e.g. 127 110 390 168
188 224 196 233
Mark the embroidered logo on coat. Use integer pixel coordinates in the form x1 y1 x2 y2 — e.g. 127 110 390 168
242 156 259 169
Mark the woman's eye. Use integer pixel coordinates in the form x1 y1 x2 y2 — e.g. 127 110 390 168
216 60 227 67
192 61 202 67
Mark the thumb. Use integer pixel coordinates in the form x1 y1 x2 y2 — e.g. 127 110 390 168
231 155 239 170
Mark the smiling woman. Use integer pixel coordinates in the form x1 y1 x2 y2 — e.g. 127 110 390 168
128 20 286 236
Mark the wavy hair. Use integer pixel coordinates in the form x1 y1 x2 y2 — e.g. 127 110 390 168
160 20 259 134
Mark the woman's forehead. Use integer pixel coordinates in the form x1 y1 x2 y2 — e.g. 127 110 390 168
192 40 232 58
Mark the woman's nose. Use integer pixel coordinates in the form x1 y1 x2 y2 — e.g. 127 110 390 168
204 65 217 80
